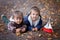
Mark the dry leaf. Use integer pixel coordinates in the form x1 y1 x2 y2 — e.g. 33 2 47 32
48 38 52 40
27 35 32 39
38 34 42 37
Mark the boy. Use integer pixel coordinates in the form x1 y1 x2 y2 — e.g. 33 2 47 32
8 11 27 36
24 6 42 31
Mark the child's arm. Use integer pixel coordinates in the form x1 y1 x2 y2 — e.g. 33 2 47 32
27 26 34 31
35 25 42 30
35 19 42 30
8 22 16 32
21 25 27 32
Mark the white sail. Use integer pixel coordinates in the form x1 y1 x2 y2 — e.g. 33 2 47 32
44 21 52 29
44 17 52 29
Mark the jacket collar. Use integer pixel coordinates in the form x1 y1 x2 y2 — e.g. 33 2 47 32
28 15 40 27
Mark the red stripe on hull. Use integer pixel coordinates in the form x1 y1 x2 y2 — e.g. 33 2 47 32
42 27 53 33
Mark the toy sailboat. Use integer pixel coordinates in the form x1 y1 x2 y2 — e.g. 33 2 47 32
42 17 53 33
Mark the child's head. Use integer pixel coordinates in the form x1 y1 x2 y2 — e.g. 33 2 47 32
13 11 23 24
30 6 41 21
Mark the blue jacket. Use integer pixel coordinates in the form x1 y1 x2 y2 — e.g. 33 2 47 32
24 16 42 31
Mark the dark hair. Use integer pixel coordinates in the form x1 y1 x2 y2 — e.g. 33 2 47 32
13 10 25 24
31 6 40 14
13 10 23 18
29 6 41 18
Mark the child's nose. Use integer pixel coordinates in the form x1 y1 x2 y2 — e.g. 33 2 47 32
34 15 36 17
17 19 20 21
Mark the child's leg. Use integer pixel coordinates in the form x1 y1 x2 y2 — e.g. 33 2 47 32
1 14 10 25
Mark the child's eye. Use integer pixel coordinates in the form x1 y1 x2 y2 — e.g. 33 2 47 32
19 18 22 19
16 18 19 19
33 13 35 15
33 13 38 16
36 14 38 15
19 18 22 20
16 17 22 19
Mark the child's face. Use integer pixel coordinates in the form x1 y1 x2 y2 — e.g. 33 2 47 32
14 15 22 24
30 10 39 21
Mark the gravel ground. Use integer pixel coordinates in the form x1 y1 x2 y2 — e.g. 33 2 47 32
0 29 60 40
0 23 60 40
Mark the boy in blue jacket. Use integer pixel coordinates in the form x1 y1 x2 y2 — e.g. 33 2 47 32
24 6 42 31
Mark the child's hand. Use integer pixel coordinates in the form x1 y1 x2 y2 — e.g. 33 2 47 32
16 28 21 36
34 27 38 31
16 28 21 33
32 28 35 31
32 28 38 31
21 28 25 32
